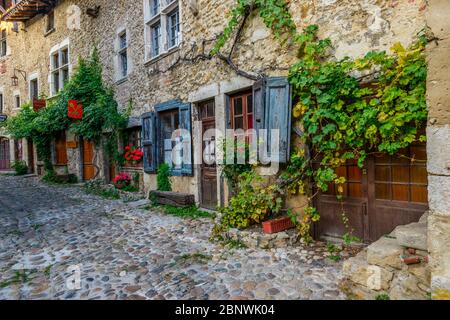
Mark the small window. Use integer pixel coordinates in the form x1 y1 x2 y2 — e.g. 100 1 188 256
124 128 142 149
0 93 3 113
30 78 39 100
15 95 20 109
46 11 55 33
0 29 7 57
230 91 253 131
118 31 128 78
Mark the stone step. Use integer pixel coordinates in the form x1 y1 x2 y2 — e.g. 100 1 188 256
394 222 427 251
367 236 404 269
343 250 394 291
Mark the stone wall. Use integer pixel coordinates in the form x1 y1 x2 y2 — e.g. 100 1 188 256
65 0 428 203
425 0 450 299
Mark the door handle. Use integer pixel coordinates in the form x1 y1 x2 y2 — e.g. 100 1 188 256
362 169 367 175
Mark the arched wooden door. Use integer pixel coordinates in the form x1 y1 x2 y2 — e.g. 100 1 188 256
0 138 10 170
314 141 428 243
82 139 95 181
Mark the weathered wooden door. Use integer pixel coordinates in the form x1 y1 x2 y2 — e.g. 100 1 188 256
199 100 217 210
0 138 10 170
27 140 34 173
54 131 68 165
82 139 95 181
314 141 428 243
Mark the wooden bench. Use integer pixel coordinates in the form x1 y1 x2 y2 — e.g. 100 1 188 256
149 191 195 207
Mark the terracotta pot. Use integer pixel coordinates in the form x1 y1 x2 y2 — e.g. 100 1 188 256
262 216 295 234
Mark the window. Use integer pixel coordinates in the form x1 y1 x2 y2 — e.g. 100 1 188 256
0 93 3 113
167 9 180 49
118 31 128 79
0 29 6 57
150 0 160 16
145 0 181 60
30 78 39 100
46 11 55 33
15 95 20 109
124 128 142 149
230 91 253 131
159 109 181 170
151 23 161 57
50 46 69 95
142 100 192 175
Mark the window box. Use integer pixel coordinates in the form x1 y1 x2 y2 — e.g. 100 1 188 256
262 217 295 234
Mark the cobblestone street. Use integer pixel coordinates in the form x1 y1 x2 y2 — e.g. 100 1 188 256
0 175 345 300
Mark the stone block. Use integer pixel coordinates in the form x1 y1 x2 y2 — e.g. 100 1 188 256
426 40 450 125
428 175 450 216
367 237 404 269
426 125 450 176
389 271 429 300
407 264 431 285
343 251 394 291
426 0 450 39
394 222 427 251
428 214 450 294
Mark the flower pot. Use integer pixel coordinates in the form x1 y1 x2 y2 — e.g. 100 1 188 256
262 217 295 234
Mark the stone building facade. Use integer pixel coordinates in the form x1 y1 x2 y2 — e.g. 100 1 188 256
0 0 449 299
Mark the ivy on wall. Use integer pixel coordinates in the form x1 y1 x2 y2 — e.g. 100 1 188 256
3 49 127 174
212 1 428 243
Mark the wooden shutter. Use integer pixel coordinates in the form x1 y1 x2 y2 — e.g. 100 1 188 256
253 77 292 163
179 103 193 176
253 78 266 133
142 112 156 173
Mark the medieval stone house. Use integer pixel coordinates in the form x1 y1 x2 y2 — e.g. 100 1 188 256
0 0 449 299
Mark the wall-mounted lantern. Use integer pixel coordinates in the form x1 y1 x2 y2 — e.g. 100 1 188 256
11 68 27 86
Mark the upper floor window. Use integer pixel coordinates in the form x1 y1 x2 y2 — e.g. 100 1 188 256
117 31 128 79
46 11 55 33
30 78 39 100
145 0 181 60
50 46 69 95
0 29 7 57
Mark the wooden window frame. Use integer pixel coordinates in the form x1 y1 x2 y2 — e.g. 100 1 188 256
229 91 253 132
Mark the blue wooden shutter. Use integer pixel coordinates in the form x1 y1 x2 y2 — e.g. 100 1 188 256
253 77 292 163
178 103 193 176
142 112 156 173
253 78 266 133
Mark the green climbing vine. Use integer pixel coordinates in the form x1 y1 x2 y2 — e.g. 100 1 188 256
212 1 428 243
3 49 127 174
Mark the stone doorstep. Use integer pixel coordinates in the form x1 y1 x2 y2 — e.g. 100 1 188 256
394 222 428 251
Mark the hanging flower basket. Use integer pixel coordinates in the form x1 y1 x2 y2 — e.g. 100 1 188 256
262 216 295 234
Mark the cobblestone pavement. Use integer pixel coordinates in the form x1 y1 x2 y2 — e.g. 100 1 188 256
0 175 345 300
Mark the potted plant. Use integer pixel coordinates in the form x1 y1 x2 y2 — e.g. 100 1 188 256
113 172 132 189
123 145 144 167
